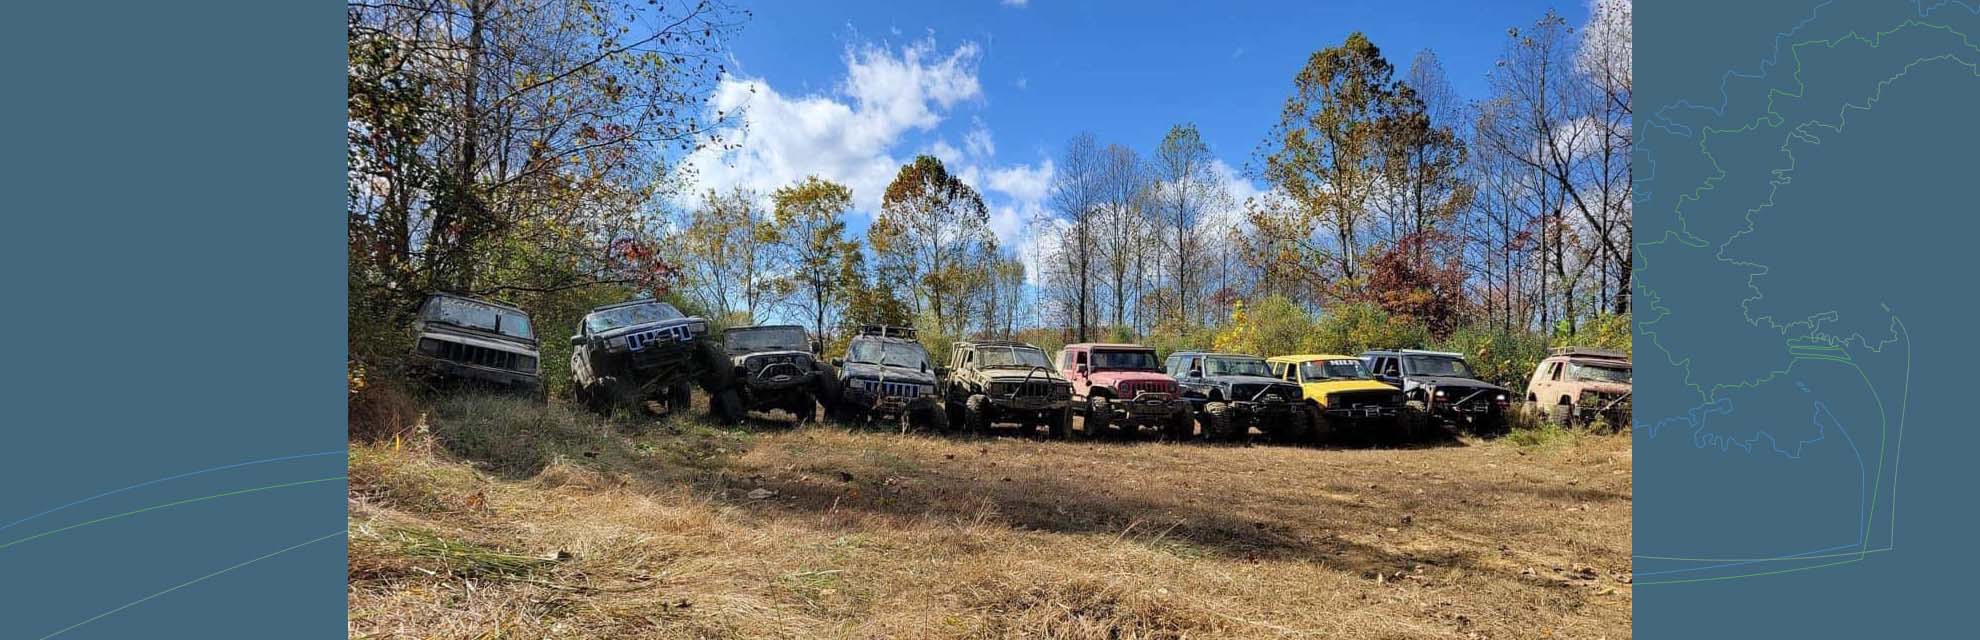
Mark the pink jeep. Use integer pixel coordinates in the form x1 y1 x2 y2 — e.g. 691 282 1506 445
1055 343 1192 440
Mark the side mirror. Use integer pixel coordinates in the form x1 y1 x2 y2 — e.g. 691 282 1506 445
569 335 585 347
810 339 823 355
1187 369 1203 378
1074 364 1089 376
831 358 844 367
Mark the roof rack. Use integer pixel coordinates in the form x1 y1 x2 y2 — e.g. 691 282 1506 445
857 324 917 339
1551 346 1628 360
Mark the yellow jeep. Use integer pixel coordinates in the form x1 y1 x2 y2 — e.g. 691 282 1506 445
1266 354 1409 443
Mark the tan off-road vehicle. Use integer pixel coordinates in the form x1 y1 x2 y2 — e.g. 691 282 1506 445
1524 347 1632 427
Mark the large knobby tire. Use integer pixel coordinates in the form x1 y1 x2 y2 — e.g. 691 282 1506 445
1084 396 1113 439
815 364 842 406
710 388 745 424
666 381 694 414
1203 401 1238 443
786 393 817 423
695 340 736 392
1047 406 1072 440
1401 400 1431 443
1303 403 1331 445
913 402 950 432
964 394 992 435
1264 410 1310 443
1547 402 1572 426
1165 408 1194 442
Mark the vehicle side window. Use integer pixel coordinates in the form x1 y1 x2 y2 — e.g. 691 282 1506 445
1074 350 1088 367
1548 362 1563 381
1378 357 1400 377
1165 355 1181 375
1183 355 1200 375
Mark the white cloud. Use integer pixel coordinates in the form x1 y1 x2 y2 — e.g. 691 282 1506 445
1013 75 1029 90
676 38 984 214
1001 0 1030 7
964 119 996 158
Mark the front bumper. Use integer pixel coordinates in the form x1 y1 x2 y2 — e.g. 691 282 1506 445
411 356 541 391
1112 393 1187 424
742 361 818 391
1227 398 1300 423
842 387 938 416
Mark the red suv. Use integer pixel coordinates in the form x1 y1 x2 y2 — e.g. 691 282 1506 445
1055 343 1192 440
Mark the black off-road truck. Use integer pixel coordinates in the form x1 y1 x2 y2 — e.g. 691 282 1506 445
568 299 741 421
828 325 948 432
1168 352 1306 443
722 324 838 422
1361 349 1511 434
940 341 1073 438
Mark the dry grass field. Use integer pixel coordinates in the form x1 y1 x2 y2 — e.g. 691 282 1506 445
348 395 1631 639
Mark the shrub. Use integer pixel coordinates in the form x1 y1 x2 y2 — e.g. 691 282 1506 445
1308 302 1430 356
1437 323 1549 391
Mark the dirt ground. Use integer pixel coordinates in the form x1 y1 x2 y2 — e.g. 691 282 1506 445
348 397 1631 639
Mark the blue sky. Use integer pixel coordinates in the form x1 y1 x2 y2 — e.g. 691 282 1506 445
679 0 1590 261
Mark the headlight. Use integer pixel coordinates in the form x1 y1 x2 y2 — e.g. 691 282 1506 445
608 336 630 350
417 338 443 355
689 321 707 335
1496 393 1507 401
516 355 538 373
1435 389 1446 398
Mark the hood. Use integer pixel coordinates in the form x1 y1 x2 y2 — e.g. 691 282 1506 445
1305 378 1397 393
418 321 537 352
1414 375 1507 393
593 316 703 341
1574 381 1633 395
417 325 538 356
983 368 1068 384
841 361 937 385
1087 370 1172 385
732 349 814 366
1205 374 1293 387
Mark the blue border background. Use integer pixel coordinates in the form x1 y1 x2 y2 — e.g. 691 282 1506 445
0 2 347 638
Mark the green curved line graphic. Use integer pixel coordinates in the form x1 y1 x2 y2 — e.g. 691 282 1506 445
0 476 345 553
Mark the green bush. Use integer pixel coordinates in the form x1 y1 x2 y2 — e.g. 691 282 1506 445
1308 302 1430 356
1436 323 1550 391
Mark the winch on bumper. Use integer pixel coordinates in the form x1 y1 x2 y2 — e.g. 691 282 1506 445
842 379 939 417
1108 392 1188 425
1426 386 1509 421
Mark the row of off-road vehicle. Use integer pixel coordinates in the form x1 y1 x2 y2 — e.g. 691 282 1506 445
404 293 1631 438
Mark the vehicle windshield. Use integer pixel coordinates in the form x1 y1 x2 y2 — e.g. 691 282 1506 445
1204 356 1272 377
725 327 808 354
1569 362 1632 383
1091 349 1160 371
979 346 1052 368
1300 358 1369 380
424 296 533 340
848 340 929 369
1403 355 1475 378
585 301 683 333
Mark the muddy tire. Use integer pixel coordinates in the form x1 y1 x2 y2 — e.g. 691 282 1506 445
1401 400 1431 442
710 388 745 424
1165 408 1194 442
912 402 949 432
964 394 992 435
1203 401 1239 443
816 365 842 405
1547 402 1571 426
695 340 735 391
785 393 816 423
1084 396 1113 439
1303 403 1331 445
1047 406 1072 440
666 381 694 414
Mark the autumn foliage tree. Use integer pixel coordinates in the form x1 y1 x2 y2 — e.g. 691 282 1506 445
869 155 996 338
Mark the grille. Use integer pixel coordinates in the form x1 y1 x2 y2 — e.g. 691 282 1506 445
1117 380 1176 398
1233 383 1297 402
437 341 521 371
995 380 1058 397
625 324 693 351
748 353 807 371
858 379 926 399
1329 390 1401 409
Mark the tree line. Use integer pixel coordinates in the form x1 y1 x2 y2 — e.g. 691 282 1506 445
347 0 1632 394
